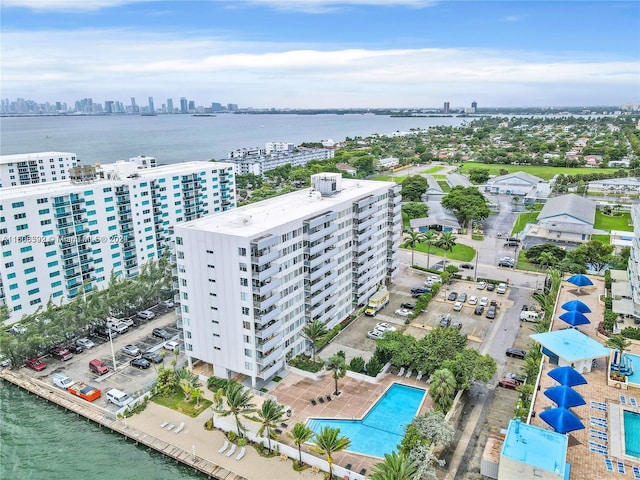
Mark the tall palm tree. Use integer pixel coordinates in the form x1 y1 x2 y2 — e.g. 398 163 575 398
422 229 439 269
217 382 256 437
210 387 224 427
435 231 457 270
302 319 328 362
606 335 631 364
326 354 347 396
311 426 351 480
401 228 426 267
248 399 286 452
287 422 314 467
538 251 556 270
429 367 457 413
370 451 418 480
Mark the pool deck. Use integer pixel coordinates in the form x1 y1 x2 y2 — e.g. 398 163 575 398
271 370 434 475
528 277 640 479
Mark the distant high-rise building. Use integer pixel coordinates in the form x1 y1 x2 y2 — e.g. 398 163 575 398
211 102 223 112
180 97 188 113
148 97 155 114
188 100 196 112
167 98 174 114
471 101 477 113
104 101 114 114
443 102 450 114
227 103 239 112
130 97 138 113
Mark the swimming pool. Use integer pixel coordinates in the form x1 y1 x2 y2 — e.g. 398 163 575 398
306 383 426 458
625 354 640 386
623 410 640 458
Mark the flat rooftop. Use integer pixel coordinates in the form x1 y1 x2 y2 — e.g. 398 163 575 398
530 327 611 362
0 151 77 164
501 419 568 476
179 177 397 237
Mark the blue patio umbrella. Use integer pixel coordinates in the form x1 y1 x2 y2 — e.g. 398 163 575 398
540 407 585 434
544 385 587 408
558 310 591 327
566 274 594 293
561 299 592 314
548 366 588 387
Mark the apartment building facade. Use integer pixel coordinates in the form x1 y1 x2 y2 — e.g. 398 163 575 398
0 161 235 322
0 151 79 188
227 145 335 176
627 203 640 321
175 173 402 387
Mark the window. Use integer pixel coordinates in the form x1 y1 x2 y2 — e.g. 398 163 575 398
12 201 24 208
242 307 250 315
240 278 248 286
238 247 247 256
244 349 252 357
239 262 248 272
22 256 34 264
14 213 26 220
20 246 32 253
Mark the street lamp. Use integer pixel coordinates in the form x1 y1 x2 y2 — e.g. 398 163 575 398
108 329 117 371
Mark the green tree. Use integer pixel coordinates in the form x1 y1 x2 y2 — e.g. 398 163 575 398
468 168 490 184
423 229 439 269
311 426 351 480
401 229 426 266
402 202 429 220
435 231 457 269
301 320 328 363
248 399 286 452
287 422 314 467
575 240 614 273
429 368 457 412
370 452 418 480
401 175 429 202
217 382 256 437
441 186 490 229
442 348 497 391
210 387 224 427
326 354 347 395
606 335 631 362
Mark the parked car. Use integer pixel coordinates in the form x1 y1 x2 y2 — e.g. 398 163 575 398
474 305 485 315
496 283 507 294
89 359 109 375
505 372 527 384
395 308 411 317
458 292 467 303
476 282 487 290
401 302 416 310
447 292 458 301
498 259 514 267
506 348 527 359
485 306 497 319
479 297 489 307
498 377 520 389
504 242 519 247
152 328 172 340
160 299 175 308
0 355 12 368
452 321 463 330
164 340 180 352
468 296 478 305
11 323 27 335
453 301 463 312
142 351 163 364
375 322 396 332
439 314 452 328
76 338 95 349
26 358 46 371
521 305 529 311
460 263 474 269
130 357 151 369
411 287 431 295
93 325 117 340
122 344 141 357
137 310 155 320
52 373 75 389
486 283 496 291
367 329 384 340
67 343 84 354
50 346 73 361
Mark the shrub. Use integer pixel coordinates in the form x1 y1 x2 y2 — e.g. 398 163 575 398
227 431 237 442
349 356 366 373
597 321 612 337
237 437 249 447
605 297 613 309
365 357 383 377
622 327 640 340
207 376 231 391
604 310 618 332
605 270 612 290
272 376 282 382
203 418 213 430
289 354 324 373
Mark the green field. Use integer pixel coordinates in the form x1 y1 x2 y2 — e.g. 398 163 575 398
593 211 633 232
421 166 445 174
459 162 617 180
437 180 451 192
404 242 476 262
516 251 545 272
591 234 611 244
512 211 540 234
370 175 403 182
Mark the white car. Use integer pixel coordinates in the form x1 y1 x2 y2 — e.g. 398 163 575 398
496 283 507 294
395 309 411 317
479 296 489 307
11 324 27 335
476 282 487 290
468 296 478 305
137 310 155 320
122 344 141 356
76 338 95 349
367 329 384 340
164 340 180 351
52 373 75 389
453 301 463 312
375 322 397 332
160 299 175 308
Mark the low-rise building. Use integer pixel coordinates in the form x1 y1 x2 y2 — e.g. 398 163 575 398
525 194 597 244
486 171 545 196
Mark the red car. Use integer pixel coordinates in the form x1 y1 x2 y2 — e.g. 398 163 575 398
498 377 520 390
50 347 73 361
26 358 47 371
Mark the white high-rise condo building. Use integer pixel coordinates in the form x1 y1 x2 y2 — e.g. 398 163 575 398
175 173 402 387
0 152 79 188
626 203 640 321
0 160 236 322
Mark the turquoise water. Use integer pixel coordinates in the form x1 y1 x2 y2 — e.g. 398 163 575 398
307 383 425 458
624 410 640 458
625 354 640 385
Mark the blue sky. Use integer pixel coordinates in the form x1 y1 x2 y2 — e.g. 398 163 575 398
2 0 639 108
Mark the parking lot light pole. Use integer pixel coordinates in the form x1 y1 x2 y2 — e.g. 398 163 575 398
109 329 117 371
474 251 479 282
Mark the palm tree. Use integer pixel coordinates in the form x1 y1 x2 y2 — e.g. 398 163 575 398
401 228 426 267
311 426 351 480
370 451 418 480
218 382 256 437
422 229 439 269
287 422 314 467
326 354 347 396
538 251 556 270
210 387 224 428
302 319 328 363
606 335 631 364
248 399 286 452
192 388 203 408
429 368 457 413
435 231 457 270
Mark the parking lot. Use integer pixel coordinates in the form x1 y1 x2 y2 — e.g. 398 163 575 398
22 306 183 413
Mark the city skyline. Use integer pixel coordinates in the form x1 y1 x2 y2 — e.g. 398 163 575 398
1 0 639 108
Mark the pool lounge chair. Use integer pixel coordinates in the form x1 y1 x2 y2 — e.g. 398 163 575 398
360 468 367 476
236 447 246 461
631 397 638 407
345 463 352 471
174 422 185 434
406 369 413 378
633 465 640 479
311 398 317 406
397 367 405 377
159 421 168 429
318 396 325 404
218 440 229 454
416 371 423 381
226 444 237 458
620 395 627 405
166 423 176 431
617 461 626 474
604 459 614 472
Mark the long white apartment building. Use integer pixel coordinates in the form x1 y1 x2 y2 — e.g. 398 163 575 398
0 160 235 322
0 152 79 188
627 203 640 321
227 145 335 176
175 173 402 386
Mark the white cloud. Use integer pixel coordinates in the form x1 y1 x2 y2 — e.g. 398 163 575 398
1 29 638 108
498 15 524 22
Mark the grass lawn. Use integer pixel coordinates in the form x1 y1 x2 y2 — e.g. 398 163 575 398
404 242 476 262
512 211 540 234
153 392 213 417
593 211 633 232
370 175 403 182
591 234 611 244
437 180 451 192
458 162 617 180
421 166 444 174
516 251 545 273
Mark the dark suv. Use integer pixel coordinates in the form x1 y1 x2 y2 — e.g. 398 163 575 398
506 348 527 359
152 328 173 340
498 260 514 268
93 325 117 340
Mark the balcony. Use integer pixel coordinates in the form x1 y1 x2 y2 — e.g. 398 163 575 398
71 198 85 205
308 224 337 243
53 200 70 208
356 195 375 209
251 249 279 267
117 198 130 206
118 208 131 215
306 270 337 293
254 291 281 311
54 211 71 219
356 236 376 254
256 305 281 326
63 261 79 269
313 304 339 325
356 216 378 233
357 205 375 220
308 249 335 269
253 277 280 296
257 346 283 366
306 241 326 257
308 296 335 320
307 211 337 230
256 319 282 339
256 332 282 353
254 263 279 282
391 203 402 216
258 360 283 380
309 259 336 282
